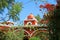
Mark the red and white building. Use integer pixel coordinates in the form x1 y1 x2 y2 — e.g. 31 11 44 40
24 13 38 26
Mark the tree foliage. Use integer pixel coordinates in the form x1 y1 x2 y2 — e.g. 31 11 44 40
0 0 22 22
0 27 24 40
0 0 14 13
40 0 60 39
8 3 22 21
35 14 41 24
35 14 41 21
29 37 41 40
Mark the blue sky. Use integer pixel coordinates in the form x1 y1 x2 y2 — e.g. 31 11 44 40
1 0 57 25
15 0 56 24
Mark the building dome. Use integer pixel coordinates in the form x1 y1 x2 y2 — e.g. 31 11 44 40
27 13 35 19
24 13 38 26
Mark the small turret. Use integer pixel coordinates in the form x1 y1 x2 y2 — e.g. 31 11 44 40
24 13 38 26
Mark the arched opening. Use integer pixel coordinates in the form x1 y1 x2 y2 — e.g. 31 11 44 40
27 22 32 25
28 23 31 25
32 30 49 40
24 30 31 38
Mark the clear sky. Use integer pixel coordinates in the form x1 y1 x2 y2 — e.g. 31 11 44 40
2 0 57 25
15 0 56 24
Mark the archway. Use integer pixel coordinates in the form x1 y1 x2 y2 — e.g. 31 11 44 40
24 29 31 38
32 30 49 40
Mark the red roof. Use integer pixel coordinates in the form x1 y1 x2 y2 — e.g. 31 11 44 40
27 13 35 19
40 19 49 24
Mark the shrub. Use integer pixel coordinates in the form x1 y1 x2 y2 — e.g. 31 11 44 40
29 37 41 40
0 31 6 40
5 28 24 40
0 27 24 40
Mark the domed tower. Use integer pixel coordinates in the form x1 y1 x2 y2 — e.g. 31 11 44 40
24 13 38 26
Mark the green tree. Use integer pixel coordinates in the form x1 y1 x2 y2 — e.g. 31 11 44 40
48 0 60 40
0 0 14 13
0 27 24 40
43 0 60 40
8 3 22 21
35 14 41 24
0 0 22 22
